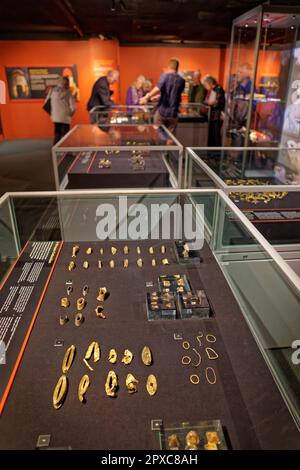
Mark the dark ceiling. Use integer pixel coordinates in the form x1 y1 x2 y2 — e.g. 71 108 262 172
0 0 292 45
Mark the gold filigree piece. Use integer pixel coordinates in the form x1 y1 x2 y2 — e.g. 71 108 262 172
71 245 79 258
86 247 93 255
95 305 106 319
78 375 90 403
108 348 117 364
61 297 70 308
83 261 89 269
75 313 84 326
185 430 200 450
123 259 129 268
192 349 201 367
53 375 68 410
162 258 169 265
121 349 133 365
205 347 219 360
77 297 86 311
206 334 216 343
105 370 118 397
168 434 180 450
126 373 139 394
137 258 143 268
190 374 200 385
182 356 191 365
68 261 75 271
205 367 217 385
182 341 190 350
146 374 157 396
62 345 76 374
97 287 108 302
141 346 152 366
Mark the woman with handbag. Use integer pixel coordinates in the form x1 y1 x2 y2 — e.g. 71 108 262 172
44 76 76 144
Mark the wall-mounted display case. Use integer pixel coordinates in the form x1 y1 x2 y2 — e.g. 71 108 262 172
0 189 299 449
224 4 300 147
52 124 183 191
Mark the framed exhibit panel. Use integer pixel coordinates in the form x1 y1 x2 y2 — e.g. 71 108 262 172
52 124 183 191
223 4 300 147
0 189 299 449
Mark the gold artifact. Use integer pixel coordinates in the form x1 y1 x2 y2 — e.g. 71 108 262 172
67 285 73 295
124 245 129 254
123 259 129 268
126 373 139 394
182 356 191 365
98 158 111 169
59 315 68 326
161 245 166 254
95 306 106 319
68 261 75 271
109 260 115 268
75 313 84 326
111 246 117 255
151 259 156 267
77 297 86 311
206 432 221 445
168 434 180 450
53 375 68 410
137 258 143 268
206 334 216 343
108 349 117 364
121 349 133 365
196 333 203 347
149 246 154 254
62 345 76 374
105 370 118 397
205 367 217 385
204 443 218 450
100 248 104 255
61 297 70 308
98 260 103 269
182 244 190 258
162 258 169 265
206 347 219 360
86 247 93 255
137 246 141 254
182 341 190 350
141 346 152 366
83 261 89 269
83 285 89 296
71 245 79 258
78 375 90 403
192 349 201 367
190 374 200 385
185 430 200 450
146 374 157 396
83 341 100 371
97 287 108 302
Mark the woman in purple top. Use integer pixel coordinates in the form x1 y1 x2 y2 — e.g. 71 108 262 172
126 75 146 105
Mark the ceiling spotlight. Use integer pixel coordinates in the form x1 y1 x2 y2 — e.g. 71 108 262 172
111 0 116 11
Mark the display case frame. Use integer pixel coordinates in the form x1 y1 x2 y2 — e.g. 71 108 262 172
89 104 154 125
224 4 300 147
52 123 184 191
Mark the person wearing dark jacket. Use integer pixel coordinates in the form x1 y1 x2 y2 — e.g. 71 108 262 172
87 69 119 122
203 75 225 146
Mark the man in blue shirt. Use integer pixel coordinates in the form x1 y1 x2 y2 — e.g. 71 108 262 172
140 58 185 133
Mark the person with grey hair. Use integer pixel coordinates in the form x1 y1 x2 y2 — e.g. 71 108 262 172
188 70 206 104
87 69 119 120
48 76 76 144
126 75 146 106
203 75 225 146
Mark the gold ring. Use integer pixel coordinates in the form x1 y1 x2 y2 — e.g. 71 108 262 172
182 356 191 365
206 334 216 343
182 341 190 350
190 374 200 385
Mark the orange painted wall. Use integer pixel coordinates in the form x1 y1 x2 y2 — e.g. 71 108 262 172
119 46 223 104
0 39 120 139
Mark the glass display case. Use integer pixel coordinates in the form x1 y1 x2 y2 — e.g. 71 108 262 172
89 105 154 125
224 4 300 147
185 146 300 190
0 189 300 450
52 124 183 190
175 103 210 147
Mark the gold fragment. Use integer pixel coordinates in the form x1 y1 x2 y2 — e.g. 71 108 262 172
62 345 76 374
162 258 169 265
206 432 221 445
126 373 139 394
83 358 93 371
109 260 115 268
86 247 93 255
99 248 104 255
111 246 117 255
121 349 133 365
205 347 219 360
206 334 216 343
83 285 89 296
61 297 70 308
192 349 201 367
161 245 166 254
105 370 118 397
85 341 100 362
137 258 143 268
168 434 180 450
77 297 86 311
97 287 108 302
75 313 84 326
141 346 152 366
205 367 217 385
182 356 191 365
95 305 106 319
149 246 154 254
204 443 218 450
190 374 200 385
182 341 190 350
59 315 68 326
98 260 103 269
108 348 117 364
123 259 129 268
68 261 75 271
53 375 68 410
124 245 129 254
146 374 157 396
83 260 89 269
185 430 200 450
151 259 156 267
137 246 141 254
71 245 79 258
78 375 90 403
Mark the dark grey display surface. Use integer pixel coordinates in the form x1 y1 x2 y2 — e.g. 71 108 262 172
0 240 298 450
67 151 170 189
